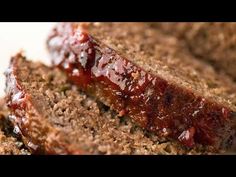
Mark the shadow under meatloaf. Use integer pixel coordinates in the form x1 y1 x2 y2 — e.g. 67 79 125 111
0 98 30 155
5 53 211 154
47 22 236 152
150 22 236 81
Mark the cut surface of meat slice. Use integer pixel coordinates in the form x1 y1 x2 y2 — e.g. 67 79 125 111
5 53 209 154
0 99 30 155
47 23 236 151
150 22 236 80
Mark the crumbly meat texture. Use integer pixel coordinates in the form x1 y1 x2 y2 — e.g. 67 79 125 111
150 22 236 80
47 23 236 151
5 53 212 154
0 99 30 155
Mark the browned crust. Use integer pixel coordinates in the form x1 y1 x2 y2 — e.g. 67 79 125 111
5 53 85 154
47 23 236 151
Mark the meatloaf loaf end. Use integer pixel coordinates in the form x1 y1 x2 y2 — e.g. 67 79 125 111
47 22 236 152
5 52 210 154
151 22 236 80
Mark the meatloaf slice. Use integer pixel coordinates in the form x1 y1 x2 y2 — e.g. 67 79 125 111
5 52 208 154
150 22 236 80
0 99 30 155
47 22 236 151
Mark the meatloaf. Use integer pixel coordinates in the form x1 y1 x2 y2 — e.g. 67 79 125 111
5 52 210 154
47 22 236 151
151 22 236 80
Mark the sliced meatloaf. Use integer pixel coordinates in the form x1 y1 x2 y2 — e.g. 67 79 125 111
5 52 209 154
151 22 236 80
47 22 236 151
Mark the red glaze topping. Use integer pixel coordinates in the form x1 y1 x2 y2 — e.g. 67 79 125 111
47 23 236 149
4 56 41 153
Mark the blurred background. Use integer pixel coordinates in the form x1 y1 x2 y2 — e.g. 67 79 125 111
0 22 56 96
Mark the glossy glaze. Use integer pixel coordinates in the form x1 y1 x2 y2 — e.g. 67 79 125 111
47 23 236 149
